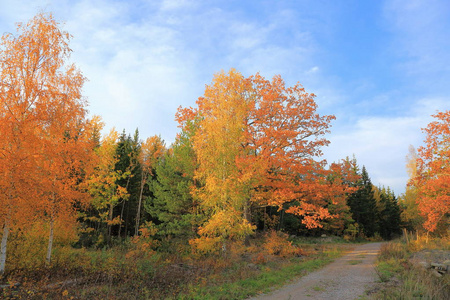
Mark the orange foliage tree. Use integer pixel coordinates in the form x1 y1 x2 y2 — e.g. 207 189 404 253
178 69 339 252
415 111 450 232
0 13 94 271
38 108 94 264
244 73 336 229
321 158 360 234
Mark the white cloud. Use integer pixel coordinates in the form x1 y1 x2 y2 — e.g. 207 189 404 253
47 1 320 143
160 0 195 11
323 96 449 194
2 0 447 197
308 66 319 73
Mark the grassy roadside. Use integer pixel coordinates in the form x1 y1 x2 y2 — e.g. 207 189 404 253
370 237 449 300
1 234 352 299
176 244 346 300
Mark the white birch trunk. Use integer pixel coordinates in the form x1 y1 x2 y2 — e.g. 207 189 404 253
46 217 54 265
0 218 10 275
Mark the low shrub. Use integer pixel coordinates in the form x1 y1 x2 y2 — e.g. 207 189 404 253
373 238 450 300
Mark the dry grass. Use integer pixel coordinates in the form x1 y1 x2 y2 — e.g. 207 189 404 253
0 233 350 299
372 235 450 300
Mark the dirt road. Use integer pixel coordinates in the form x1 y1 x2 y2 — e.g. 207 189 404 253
249 242 383 300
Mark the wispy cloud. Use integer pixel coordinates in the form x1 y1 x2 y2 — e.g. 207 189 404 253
324 96 447 194
1 0 449 195
383 0 450 89
62 1 322 142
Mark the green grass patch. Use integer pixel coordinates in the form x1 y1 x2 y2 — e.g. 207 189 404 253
177 257 336 300
312 285 326 292
375 259 403 282
1 236 352 299
371 238 450 300
176 244 349 300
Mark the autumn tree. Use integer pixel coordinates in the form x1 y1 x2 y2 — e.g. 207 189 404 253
414 111 450 233
39 116 94 264
188 70 255 252
178 69 337 252
0 13 94 270
244 73 336 230
400 145 423 231
320 158 360 235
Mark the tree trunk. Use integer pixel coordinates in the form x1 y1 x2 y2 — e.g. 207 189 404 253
243 202 251 246
135 170 146 236
0 218 10 275
118 176 131 238
125 196 130 236
46 217 54 265
108 204 113 239
118 200 126 238
278 209 284 231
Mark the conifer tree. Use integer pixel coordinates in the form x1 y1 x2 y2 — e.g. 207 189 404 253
135 135 165 235
347 166 378 237
114 129 142 237
147 128 199 239
377 187 401 240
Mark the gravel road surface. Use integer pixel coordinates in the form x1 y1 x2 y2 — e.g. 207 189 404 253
249 242 383 300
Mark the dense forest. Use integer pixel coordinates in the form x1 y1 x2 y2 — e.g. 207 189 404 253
0 13 448 294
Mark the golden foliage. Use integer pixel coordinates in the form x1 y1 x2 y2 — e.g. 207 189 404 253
0 12 94 270
262 230 303 258
178 69 339 252
126 221 159 260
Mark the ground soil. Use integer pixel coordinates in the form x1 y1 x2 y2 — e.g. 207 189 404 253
249 242 383 300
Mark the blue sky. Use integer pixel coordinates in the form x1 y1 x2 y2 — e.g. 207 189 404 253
1 0 449 194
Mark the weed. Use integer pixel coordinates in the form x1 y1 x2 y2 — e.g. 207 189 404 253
312 285 325 291
177 244 346 299
372 238 450 300
1 236 350 299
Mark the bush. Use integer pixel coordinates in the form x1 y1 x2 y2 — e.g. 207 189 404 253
262 230 303 258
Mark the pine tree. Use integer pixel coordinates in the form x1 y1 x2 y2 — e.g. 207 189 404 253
135 135 165 235
146 125 200 239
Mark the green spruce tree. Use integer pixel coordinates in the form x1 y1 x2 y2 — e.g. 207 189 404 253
377 187 401 240
114 129 142 237
146 124 201 240
347 166 378 237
